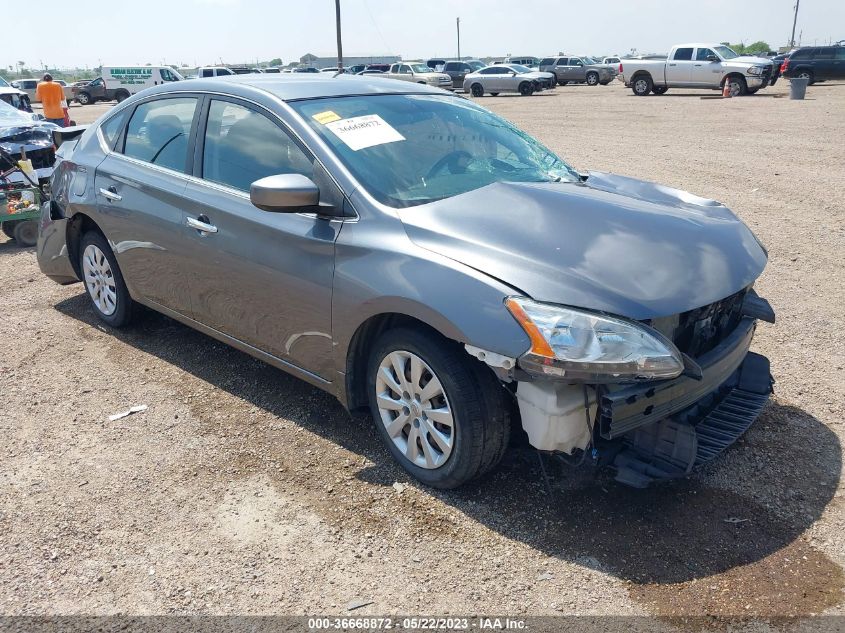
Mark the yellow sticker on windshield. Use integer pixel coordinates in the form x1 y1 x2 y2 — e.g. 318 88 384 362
313 110 341 124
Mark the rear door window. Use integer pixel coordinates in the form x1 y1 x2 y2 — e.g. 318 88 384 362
201 100 313 192
673 48 694 61
556 58 568 66
122 97 198 173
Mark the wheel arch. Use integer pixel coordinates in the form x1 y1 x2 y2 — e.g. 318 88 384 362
344 311 457 411
66 212 107 279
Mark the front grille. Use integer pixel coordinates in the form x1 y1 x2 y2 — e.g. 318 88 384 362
646 288 748 358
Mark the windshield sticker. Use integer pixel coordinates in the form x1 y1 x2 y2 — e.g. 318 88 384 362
324 114 405 151
312 110 341 125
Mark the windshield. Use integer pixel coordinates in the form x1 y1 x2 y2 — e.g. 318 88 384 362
292 94 579 208
714 46 739 59
508 64 532 73
0 77 10 87
409 64 432 73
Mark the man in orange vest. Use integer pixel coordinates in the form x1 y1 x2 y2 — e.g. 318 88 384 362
35 73 65 127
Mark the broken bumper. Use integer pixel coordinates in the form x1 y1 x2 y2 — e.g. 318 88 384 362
36 201 78 284
598 316 763 439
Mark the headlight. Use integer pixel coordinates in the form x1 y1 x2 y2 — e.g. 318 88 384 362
505 298 684 382
747 66 764 76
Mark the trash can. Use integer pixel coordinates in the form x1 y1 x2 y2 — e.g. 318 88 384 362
789 77 809 100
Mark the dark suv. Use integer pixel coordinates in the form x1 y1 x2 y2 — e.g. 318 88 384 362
442 60 484 89
781 45 845 84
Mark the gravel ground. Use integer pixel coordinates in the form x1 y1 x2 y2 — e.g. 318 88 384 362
3 81 844 621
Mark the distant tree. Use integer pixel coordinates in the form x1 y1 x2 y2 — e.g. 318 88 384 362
269 57 283 66
721 41 772 55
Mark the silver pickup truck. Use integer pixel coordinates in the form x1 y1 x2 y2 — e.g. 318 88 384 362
619 43 775 96
384 62 453 90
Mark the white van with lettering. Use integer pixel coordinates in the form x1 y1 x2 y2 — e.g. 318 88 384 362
74 66 183 104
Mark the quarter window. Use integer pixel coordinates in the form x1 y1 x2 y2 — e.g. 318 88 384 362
673 48 694 61
201 100 312 192
100 110 128 150
123 97 197 173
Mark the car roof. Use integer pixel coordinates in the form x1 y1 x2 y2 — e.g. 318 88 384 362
143 74 448 102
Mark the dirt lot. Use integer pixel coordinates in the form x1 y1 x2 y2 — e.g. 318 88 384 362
4 81 844 621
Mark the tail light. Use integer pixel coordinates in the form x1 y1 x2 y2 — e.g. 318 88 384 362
618 63 623 73
781 58 789 72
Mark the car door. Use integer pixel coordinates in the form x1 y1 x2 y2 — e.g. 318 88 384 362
666 47 695 85
568 58 586 82
93 95 202 316
812 48 834 80
692 47 720 86
180 97 341 380
554 58 569 82
834 47 845 79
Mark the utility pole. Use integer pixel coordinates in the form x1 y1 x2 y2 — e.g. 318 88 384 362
790 0 800 47
456 17 461 60
335 0 344 72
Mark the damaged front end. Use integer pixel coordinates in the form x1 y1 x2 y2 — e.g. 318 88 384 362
486 287 774 488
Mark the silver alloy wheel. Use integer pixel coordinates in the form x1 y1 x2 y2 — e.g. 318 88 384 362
375 350 454 469
587 73 599 85
729 79 743 97
634 78 649 94
82 244 118 316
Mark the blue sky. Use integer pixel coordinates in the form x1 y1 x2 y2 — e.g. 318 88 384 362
5 0 843 70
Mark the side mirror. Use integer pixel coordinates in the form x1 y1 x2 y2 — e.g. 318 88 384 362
510 71 517 76
706 55 719 62
250 174 319 211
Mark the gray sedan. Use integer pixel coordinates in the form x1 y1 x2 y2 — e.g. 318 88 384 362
38 75 774 489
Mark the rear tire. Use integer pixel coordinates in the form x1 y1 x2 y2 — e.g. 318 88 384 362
2 221 17 239
490 92 500 96
115 90 130 103
586 72 599 86
76 92 90 105
367 328 510 489
797 69 814 85
470 83 484 97
652 85 668 95
12 220 37 247
632 74 653 96
79 230 134 328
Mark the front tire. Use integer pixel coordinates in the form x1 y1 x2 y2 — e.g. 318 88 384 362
519 81 534 96
470 83 484 97
632 74 653 96
490 92 500 96
367 328 510 489
724 75 748 96
12 220 37 247
79 231 134 327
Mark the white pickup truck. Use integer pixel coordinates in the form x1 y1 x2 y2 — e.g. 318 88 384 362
619 43 776 96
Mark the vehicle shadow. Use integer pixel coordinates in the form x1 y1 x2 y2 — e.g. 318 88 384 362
0 238 32 254
54 294 843 614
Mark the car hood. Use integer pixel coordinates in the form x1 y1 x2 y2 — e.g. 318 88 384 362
397 172 768 320
733 55 775 66
0 122 57 156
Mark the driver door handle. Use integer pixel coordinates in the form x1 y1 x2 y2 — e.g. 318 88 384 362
99 186 122 202
186 216 218 234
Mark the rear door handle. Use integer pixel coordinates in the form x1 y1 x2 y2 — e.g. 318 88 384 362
98 186 122 202
186 216 218 234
